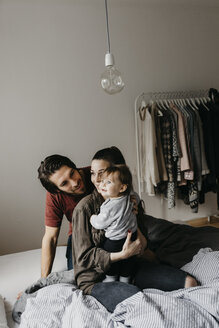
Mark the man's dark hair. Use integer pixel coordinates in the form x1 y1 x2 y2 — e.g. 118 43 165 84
92 146 126 165
38 154 76 194
104 165 133 195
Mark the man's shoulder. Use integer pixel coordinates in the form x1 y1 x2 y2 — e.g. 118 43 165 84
46 190 77 208
46 191 61 203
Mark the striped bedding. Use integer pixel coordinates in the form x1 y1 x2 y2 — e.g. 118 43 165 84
19 281 219 328
19 249 219 328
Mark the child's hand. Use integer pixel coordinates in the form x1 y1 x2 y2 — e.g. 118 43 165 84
90 214 95 222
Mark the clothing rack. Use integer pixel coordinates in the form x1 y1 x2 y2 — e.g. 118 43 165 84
134 89 210 197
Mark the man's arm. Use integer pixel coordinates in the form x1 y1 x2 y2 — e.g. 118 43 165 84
41 226 60 278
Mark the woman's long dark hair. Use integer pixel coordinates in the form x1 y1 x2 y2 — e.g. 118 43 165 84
92 146 126 165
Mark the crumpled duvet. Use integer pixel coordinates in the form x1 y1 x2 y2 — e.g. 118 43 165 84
19 280 219 328
12 270 74 324
15 249 219 328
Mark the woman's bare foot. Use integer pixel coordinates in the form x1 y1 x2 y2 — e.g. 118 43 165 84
184 275 198 288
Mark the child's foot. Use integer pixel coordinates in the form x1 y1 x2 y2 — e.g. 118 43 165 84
119 276 130 284
103 275 117 282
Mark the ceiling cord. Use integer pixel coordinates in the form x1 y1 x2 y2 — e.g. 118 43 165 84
105 0 111 53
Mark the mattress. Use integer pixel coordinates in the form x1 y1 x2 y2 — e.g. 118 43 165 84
0 246 67 328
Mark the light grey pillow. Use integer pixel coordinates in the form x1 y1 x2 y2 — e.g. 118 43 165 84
181 248 219 285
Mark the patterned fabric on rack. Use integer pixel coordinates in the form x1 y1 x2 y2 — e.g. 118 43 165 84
159 109 176 209
137 104 160 195
152 104 168 182
136 88 219 212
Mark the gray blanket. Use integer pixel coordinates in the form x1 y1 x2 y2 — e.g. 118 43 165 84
12 270 74 324
19 279 219 328
14 248 219 327
13 215 219 327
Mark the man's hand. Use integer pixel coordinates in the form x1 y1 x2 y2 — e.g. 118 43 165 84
17 291 23 300
41 226 60 278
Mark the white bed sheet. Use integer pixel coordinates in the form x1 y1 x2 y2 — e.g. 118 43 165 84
0 246 67 328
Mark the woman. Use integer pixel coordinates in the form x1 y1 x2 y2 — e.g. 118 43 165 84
72 146 197 312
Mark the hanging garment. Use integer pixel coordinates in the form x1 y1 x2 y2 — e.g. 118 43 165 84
193 110 209 176
135 89 219 213
198 103 217 197
159 108 176 209
170 104 191 172
152 104 168 182
138 105 160 195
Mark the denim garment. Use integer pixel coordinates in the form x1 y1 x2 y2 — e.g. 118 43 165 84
134 260 187 291
91 281 140 312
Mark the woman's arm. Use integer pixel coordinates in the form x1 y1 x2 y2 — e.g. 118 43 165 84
73 207 142 269
72 195 146 293
72 205 111 274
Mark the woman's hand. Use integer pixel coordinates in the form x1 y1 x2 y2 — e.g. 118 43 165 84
121 231 142 259
110 231 142 262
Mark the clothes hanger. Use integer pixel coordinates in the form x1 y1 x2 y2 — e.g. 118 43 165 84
164 99 170 109
154 100 164 116
173 98 182 107
138 98 147 121
199 97 210 111
160 99 168 110
181 98 187 106
186 98 196 111
189 97 199 110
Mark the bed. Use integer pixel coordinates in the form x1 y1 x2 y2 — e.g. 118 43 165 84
1 217 219 327
0 246 67 328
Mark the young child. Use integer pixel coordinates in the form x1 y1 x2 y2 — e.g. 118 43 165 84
90 165 138 283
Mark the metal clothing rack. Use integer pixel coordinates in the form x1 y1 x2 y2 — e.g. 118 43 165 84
134 89 210 197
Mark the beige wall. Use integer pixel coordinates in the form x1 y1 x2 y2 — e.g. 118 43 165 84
1 0 219 255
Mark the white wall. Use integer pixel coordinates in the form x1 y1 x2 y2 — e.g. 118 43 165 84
1 0 219 255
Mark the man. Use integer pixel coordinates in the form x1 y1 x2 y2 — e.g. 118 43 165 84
38 154 94 277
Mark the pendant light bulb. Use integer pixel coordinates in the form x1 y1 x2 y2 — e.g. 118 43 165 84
101 0 124 95
101 53 124 95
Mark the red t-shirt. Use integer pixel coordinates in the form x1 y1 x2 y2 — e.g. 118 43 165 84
45 167 94 235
